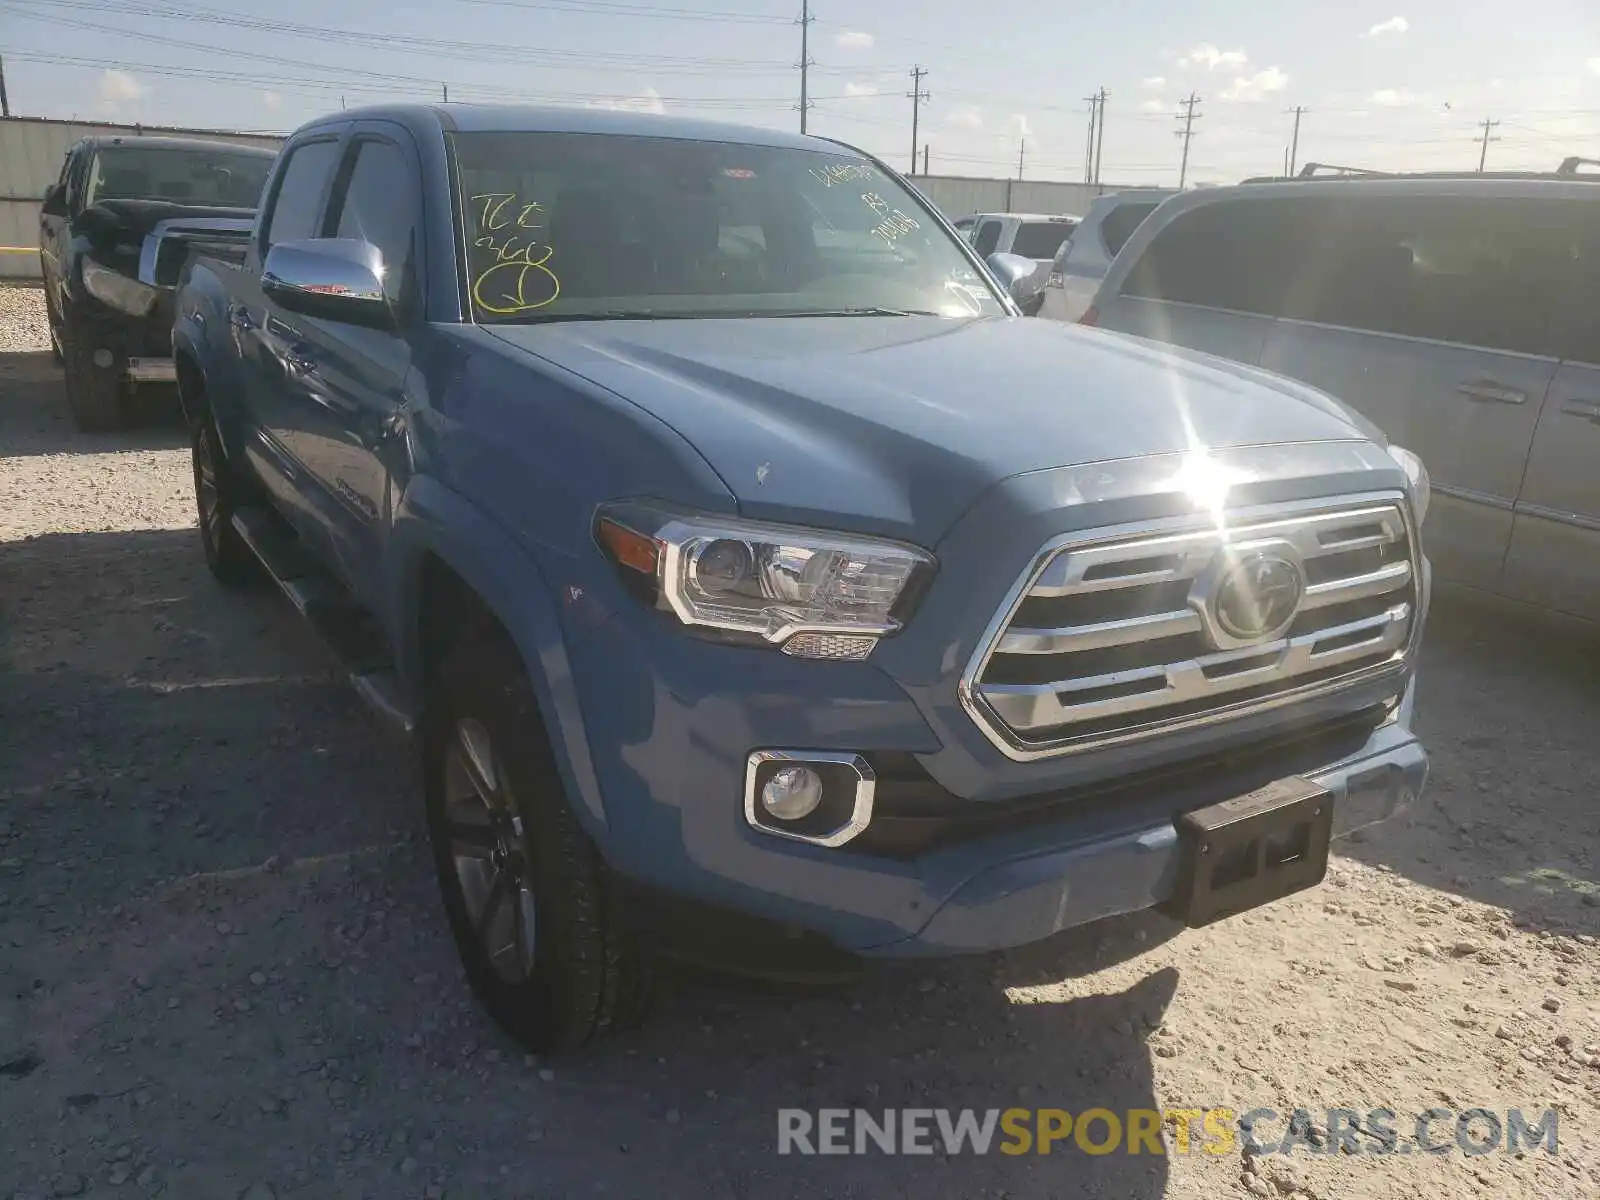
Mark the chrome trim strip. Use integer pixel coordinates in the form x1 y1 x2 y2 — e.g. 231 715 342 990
999 608 1202 655
1267 315 1559 364
959 490 1420 762
742 750 876 848
1513 501 1600 533
1301 560 1412 610
1432 483 1514 512
124 357 177 382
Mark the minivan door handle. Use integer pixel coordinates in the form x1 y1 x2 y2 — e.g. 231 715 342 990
1455 380 1527 405
1560 399 1600 423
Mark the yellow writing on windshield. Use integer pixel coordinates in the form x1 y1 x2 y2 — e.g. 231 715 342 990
467 192 560 314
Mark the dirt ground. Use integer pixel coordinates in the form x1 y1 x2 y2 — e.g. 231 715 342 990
1 285 1596 1200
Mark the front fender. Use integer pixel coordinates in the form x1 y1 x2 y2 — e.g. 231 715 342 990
389 474 610 835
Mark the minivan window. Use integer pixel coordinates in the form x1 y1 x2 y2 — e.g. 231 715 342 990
452 132 1003 322
1120 197 1310 316
1010 220 1073 260
1100 202 1159 257
1278 195 1584 358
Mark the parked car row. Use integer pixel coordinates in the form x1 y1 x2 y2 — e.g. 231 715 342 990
165 103 1431 1049
39 134 275 430
1067 166 1599 619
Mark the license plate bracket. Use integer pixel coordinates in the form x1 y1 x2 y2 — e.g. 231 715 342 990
1161 776 1333 927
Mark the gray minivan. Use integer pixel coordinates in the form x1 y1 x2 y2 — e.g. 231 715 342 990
1088 173 1599 618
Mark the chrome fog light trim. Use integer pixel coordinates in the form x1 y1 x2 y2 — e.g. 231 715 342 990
743 750 876 847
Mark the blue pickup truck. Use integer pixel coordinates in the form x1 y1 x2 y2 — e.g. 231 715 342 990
174 103 1431 1051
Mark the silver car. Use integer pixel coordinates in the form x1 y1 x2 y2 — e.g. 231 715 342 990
1039 188 1175 324
1088 169 1599 618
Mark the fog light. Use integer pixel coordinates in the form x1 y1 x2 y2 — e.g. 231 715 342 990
761 765 823 821
93 348 115 369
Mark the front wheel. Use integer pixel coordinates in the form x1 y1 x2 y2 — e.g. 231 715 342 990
425 634 650 1052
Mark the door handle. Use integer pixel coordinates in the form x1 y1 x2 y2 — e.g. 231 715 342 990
1455 380 1526 405
284 346 317 376
228 304 255 331
1561 399 1600 423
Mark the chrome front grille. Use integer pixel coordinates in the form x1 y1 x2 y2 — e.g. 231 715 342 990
964 496 1418 759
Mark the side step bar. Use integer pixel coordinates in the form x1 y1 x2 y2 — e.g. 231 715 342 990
231 507 418 735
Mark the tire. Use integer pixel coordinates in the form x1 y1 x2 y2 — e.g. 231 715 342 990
425 634 650 1052
62 334 126 432
192 416 257 587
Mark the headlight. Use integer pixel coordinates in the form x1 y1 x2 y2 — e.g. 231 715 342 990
595 506 934 660
1386 445 1430 526
81 258 158 316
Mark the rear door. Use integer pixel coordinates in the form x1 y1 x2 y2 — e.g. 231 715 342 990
1048 199 1160 322
1098 195 1301 362
1260 192 1570 589
1500 216 1600 614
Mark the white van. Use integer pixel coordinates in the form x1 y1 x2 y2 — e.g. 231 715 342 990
1038 189 1175 324
1087 168 1600 616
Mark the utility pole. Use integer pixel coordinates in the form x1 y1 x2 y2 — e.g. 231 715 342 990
922 144 929 175
442 83 449 102
1476 117 1501 172
1175 92 1202 188
1082 92 1098 183
1092 88 1107 184
907 65 929 173
1287 104 1306 175
1016 137 1025 181
796 0 814 135
0 55 10 119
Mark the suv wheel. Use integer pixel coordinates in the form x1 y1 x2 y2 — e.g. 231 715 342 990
192 417 256 586
425 634 650 1052
61 335 126 432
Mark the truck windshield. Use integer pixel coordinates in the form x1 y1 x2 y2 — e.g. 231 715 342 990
452 131 1004 322
86 146 273 208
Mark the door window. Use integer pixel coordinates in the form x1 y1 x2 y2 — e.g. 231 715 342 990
261 138 342 251
1121 197 1314 315
971 219 1001 256
1281 195 1583 358
1010 220 1073 260
1099 202 1159 257
327 138 420 308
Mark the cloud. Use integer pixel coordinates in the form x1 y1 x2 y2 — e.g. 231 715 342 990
588 87 666 115
261 90 282 112
947 109 983 130
1587 56 1600 76
842 81 878 97
1142 76 1166 90
97 69 146 106
1366 16 1409 37
1139 98 1168 113
1221 67 1288 102
1370 87 1416 106
1180 43 1248 70
833 29 873 49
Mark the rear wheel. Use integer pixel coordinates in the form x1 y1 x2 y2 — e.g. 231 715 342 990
192 417 256 587
62 335 126 432
425 633 650 1052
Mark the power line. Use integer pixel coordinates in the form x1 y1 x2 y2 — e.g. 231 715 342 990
1476 117 1501 171
1175 92 1202 188
907 64 929 173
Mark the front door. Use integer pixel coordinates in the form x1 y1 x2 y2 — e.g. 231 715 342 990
272 126 422 607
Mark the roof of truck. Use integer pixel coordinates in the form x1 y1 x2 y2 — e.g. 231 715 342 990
80 135 276 156
305 103 858 156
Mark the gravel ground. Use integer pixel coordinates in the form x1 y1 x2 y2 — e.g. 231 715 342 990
1 285 1597 1199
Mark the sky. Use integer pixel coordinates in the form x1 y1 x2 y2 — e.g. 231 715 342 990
2 0 1598 185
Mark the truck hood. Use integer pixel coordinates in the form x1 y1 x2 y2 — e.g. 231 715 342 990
486 315 1379 543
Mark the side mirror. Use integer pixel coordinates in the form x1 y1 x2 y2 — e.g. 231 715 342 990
41 184 67 218
986 251 1046 310
261 238 395 327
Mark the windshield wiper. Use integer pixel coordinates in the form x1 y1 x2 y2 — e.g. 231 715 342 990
765 307 942 318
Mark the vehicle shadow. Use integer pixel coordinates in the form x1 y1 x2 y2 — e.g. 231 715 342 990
1339 582 1600 931
0 348 185 456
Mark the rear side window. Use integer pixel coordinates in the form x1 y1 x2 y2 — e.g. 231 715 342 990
1010 220 1073 259
972 220 1001 256
262 139 342 250
1121 197 1313 316
1099 202 1159 257
1279 195 1584 357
